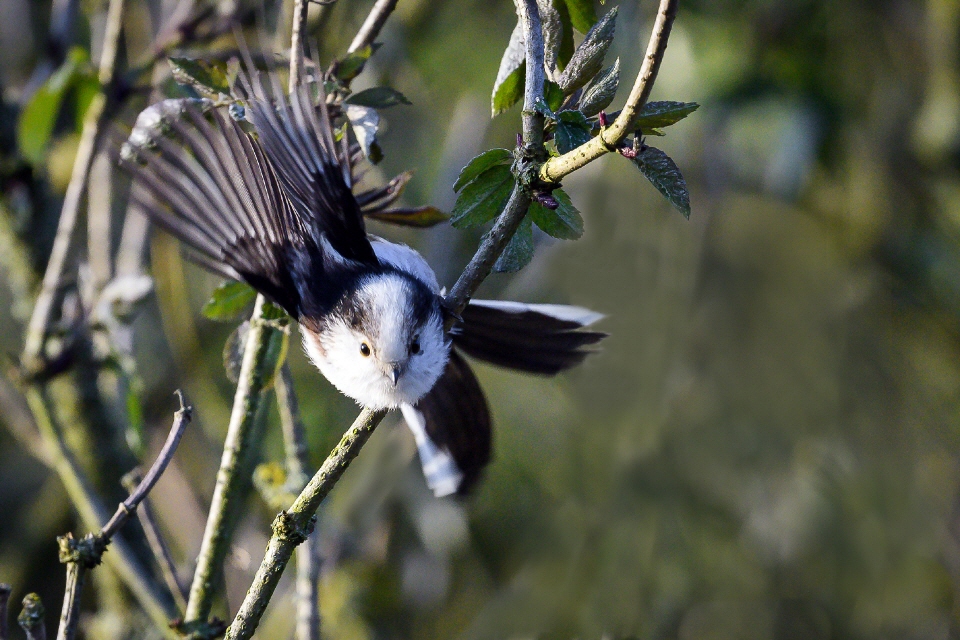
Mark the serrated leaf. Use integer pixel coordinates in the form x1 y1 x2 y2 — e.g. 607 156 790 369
544 80 565 112
539 0 563 75
558 6 617 94
345 104 381 162
564 0 598 33
18 47 89 166
553 0 575 70
454 148 512 192
345 86 411 108
534 96 556 119
632 146 691 218
578 58 619 116
529 188 583 239
554 110 592 154
494 215 534 272
451 164 514 228
202 280 257 321
634 101 700 130
366 206 449 228
492 19 526 116
335 43 381 82
168 57 230 96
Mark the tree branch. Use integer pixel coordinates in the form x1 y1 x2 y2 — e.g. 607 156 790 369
348 0 400 53
289 0 309 90
539 0 678 183
54 392 191 640
0 583 10 640
21 0 127 369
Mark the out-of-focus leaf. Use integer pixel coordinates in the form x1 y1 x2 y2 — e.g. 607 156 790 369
492 20 526 116
345 104 382 163
345 87 411 109
563 0 598 33
451 164 514 228
454 148 512 192
366 206 449 228
553 0 575 70
202 280 257 321
335 43 381 82
168 57 230 96
540 0 563 74
222 321 249 383
544 80 565 112
18 47 89 166
72 74 99 129
632 146 691 218
634 101 700 131
554 110 592 154
494 214 534 272
529 188 583 239
558 7 617 94
579 58 619 116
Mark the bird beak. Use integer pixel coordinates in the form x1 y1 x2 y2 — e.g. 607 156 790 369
389 365 401 386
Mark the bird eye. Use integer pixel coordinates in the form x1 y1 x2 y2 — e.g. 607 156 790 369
359 342 371 357
410 337 420 355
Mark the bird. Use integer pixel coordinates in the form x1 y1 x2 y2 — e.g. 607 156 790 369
119 60 606 497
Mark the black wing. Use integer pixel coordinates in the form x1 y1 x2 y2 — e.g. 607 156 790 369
120 106 303 315
415 350 492 494
452 300 607 374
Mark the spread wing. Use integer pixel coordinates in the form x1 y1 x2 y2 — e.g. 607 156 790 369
119 68 378 318
452 300 607 374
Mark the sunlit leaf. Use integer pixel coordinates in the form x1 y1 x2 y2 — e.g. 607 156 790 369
529 188 583 239
451 164 514 228
558 7 617 94
168 57 230 96
492 20 526 116
454 148 512 192
345 86 411 109
554 110 592 154
632 146 691 218
579 58 619 116
540 0 563 74
494 215 534 272
563 0 598 33
634 101 700 130
202 280 257 321
366 206 449 228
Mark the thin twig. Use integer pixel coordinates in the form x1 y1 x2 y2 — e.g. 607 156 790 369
347 0 400 53
182 296 288 633
18 594 46 640
289 0 309 90
0 584 10 640
55 393 192 640
22 0 127 369
121 471 188 611
539 0 678 183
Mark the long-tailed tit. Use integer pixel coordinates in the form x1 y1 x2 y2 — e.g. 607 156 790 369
120 65 605 497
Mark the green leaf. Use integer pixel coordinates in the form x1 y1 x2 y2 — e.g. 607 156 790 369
168 57 230 96
564 0 598 33
554 110 592 154
558 6 617 94
529 189 583 239
553 0 575 70
634 101 700 130
544 80 565 112
202 280 258 321
335 43 381 82
345 86 411 109
632 146 691 218
18 47 89 166
72 74 99 130
454 148 512 192
366 206 449 228
578 58 619 116
492 19 526 116
540 0 563 73
494 215 534 272
451 164 514 228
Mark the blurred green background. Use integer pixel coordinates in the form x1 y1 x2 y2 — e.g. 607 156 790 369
2 0 960 638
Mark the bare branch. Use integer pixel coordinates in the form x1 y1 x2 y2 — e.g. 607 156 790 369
347 0 400 53
539 0 679 183
0 583 10 640
289 0 309 90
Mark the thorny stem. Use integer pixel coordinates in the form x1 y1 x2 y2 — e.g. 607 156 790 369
55 393 191 640
183 296 288 630
22 0 127 369
347 0 400 53
539 0 679 183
